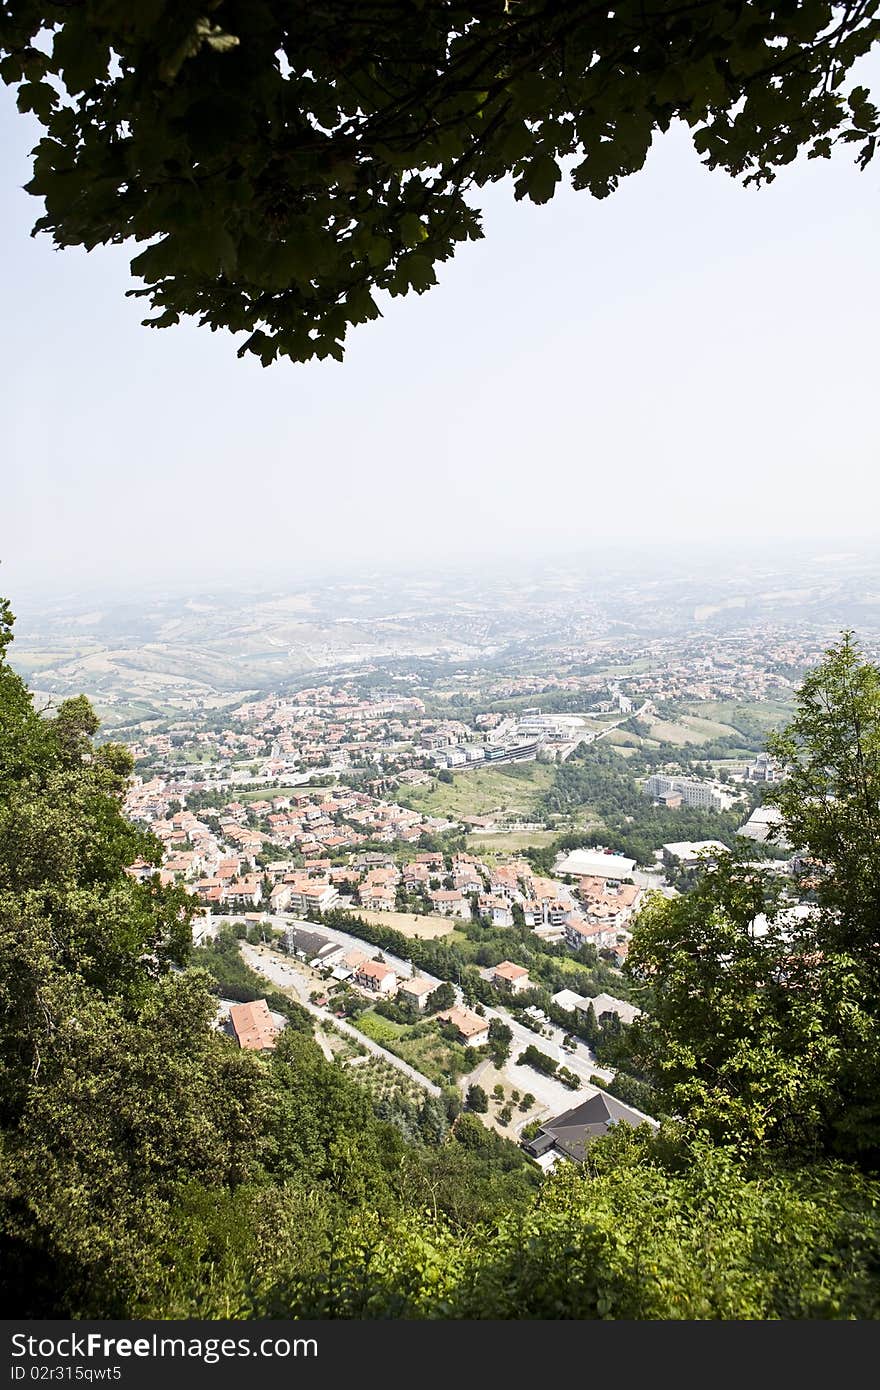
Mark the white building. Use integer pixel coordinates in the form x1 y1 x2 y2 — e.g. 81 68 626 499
584 992 643 1027
398 977 437 1010
551 988 588 1013
288 882 340 914
642 774 725 812
743 753 783 783
737 803 789 847
661 840 729 867
555 849 637 879
354 960 398 996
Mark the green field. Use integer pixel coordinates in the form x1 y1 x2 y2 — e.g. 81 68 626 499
12 649 86 671
236 783 336 804
465 829 559 854
446 929 473 950
95 701 181 727
354 1010 467 1086
355 1010 407 1046
592 659 655 677
684 699 794 733
606 702 790 754
679 714 743 739
399 761 556 822
394 1030 469 1086
604 728 646 747
345 1055 426 1107
604 727 666 752
576 716 625 735
644 719 708 746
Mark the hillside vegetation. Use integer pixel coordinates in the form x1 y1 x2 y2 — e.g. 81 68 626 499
2 598 879 1318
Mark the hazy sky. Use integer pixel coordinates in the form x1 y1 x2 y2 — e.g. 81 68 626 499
2 55 879 600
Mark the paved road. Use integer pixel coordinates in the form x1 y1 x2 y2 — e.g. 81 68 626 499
557 700 654 761
246 920 615 1116
632 868 668 890
262 912 436 984
481 1001 613 1111
161 762 348 791
242 942 442 1097
441 966 613 1117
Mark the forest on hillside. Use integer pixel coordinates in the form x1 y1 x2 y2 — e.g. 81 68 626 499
2 595 880 1318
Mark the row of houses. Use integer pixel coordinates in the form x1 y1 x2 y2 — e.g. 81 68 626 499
550 989 642 1027
282 924 439 1007
127 780 645 970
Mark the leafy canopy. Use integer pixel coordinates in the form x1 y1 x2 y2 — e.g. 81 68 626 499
625 633 880 1171
766 630 880 968
5 605 880 1317
1 1 878 364
0 599 538 1315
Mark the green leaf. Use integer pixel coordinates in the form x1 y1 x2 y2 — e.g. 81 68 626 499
515 153 561 204
16 81 57 121
399 213 427 248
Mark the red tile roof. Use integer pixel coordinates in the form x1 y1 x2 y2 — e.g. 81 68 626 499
228 999 279 1051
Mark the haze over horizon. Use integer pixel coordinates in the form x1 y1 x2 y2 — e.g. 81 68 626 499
3 50 879 598
6 533 880 612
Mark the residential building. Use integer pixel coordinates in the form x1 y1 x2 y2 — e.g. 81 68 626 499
578 992 642 1027
228 1000 280 1052
477 894 515 927
436 1007 490 1048
428 889 471 919
127 858 158 882
354 959 398 996
361 887 397 912
524 1092 657 1163
223 877 263 907
269 883 292 912
453 871 483 895
642 774 724 812
331 947 370 980
403 863 432 890
491 961 531 995
563 917 621 952
488 865 524 901
286 879 340 914
398 976 436 1011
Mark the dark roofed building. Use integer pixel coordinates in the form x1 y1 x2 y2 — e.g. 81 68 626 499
284 925 334 960
524 1092 657 1164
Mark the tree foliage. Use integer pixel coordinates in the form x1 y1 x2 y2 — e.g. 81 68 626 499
466 1083 489 1112
766 631 880 968
543 744 746 864
0 601 535 1316
625 634 880 1171
626 858 852 1157
1 2 877 363
5 606 880 1317
198 1133 880 1318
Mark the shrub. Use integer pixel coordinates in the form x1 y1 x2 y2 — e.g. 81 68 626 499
466 1084 489 1113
